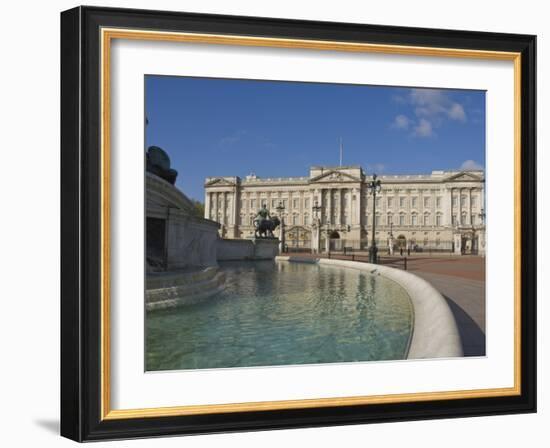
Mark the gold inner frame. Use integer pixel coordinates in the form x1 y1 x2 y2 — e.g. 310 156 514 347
100 27 522 420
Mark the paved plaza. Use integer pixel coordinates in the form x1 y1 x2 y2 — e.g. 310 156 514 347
403 255 485 356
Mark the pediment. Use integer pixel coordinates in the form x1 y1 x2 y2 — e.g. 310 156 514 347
309 170 361 183
445 171 483 182
204 177 236 187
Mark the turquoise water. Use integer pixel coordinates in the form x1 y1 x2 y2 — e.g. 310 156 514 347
146 261 413 371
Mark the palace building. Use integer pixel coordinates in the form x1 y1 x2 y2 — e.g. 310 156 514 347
204 165 485 254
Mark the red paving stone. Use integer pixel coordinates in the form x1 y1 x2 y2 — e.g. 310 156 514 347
288 252 486 282
404 256 485 281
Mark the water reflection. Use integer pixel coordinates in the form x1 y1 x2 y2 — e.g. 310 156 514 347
146 261 413 371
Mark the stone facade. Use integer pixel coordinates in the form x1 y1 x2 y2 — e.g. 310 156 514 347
204 165 486 254
147 172 220 271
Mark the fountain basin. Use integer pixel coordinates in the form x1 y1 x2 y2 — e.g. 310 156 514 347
146 259 428 371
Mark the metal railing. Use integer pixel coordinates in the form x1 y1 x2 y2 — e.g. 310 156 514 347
324 251 409 271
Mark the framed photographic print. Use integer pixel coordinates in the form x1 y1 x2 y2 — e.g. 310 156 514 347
60 6 536 442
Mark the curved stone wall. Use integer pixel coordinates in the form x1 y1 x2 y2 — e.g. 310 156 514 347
276 256 463 359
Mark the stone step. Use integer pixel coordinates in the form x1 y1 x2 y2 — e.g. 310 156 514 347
146 266 218 290
146 269 226 310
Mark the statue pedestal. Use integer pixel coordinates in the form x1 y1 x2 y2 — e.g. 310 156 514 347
217 237 279 261
253 237 280 259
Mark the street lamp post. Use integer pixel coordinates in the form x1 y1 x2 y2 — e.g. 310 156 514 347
312 200 323 254
388 220 394 255
276 201 286 253
367 174 382 263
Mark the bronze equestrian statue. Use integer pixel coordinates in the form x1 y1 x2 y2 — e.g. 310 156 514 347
253 205 280 238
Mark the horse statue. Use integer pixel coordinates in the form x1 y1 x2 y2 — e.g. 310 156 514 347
254 216 280 238
253 205 280 238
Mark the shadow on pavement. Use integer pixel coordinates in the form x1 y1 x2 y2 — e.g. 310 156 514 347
443 295 486 357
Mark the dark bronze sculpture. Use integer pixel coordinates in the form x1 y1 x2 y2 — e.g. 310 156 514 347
254 205 280 238
146 146 178 185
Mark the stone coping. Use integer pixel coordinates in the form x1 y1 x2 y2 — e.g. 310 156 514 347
275 256 463 360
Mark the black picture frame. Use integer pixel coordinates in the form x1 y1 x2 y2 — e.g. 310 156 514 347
61 5 536 442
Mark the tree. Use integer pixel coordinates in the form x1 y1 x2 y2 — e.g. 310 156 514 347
190 200 205 218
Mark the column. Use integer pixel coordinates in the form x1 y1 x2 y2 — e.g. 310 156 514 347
326 188 332 226
231 186 238 237
299 190 304 226
448 187 454 226
458 188 463 225
204 192 211 219
214 192 219 223
469 188 473 225
336 189 340 226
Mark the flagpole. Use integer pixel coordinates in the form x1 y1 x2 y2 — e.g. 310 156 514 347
339 137 343 167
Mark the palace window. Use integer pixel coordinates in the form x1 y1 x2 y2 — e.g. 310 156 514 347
399 214 405 226
424 213 430 226
399 197 406 207
293 198 299 209
424 197 430 207
292 214 298 225
461 212 467 224
375 215 380 226
471 196 477 207
387 197 393 208
471 215 476 225
411 214 418 226
282 199 288 208
375 197 381 207
452 196 457 207
271 199 277 208
461 194 468 204
305 198 310 208
251 199 256 209
436 196 441 208
387 214 393 225
412 197 417 208
452 215 457 225
304 214 309 226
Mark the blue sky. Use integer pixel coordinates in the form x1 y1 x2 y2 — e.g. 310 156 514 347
145 76 485 201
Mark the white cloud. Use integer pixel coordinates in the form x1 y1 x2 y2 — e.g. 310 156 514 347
392 114 410 129
366 163 386 173
409 88 467 123
413 118 433 137
447 103 466 121
219 130 247 147
391 88 468 138
460 159 483 171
